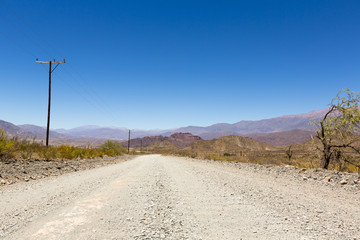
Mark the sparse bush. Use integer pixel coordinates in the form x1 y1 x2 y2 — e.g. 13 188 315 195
16 137 40 160
0 130 126 161
0 129 14 159
58 145 79 159
38 146 57 160
100 140 126 157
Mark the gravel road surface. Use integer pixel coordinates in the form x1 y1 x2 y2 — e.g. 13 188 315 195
1 155 359 239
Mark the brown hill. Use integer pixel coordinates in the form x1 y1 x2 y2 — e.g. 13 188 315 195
125 132 201 148
247 129 315 146
19 124 67 138
0 120 29 137
185 135 275 154
144 141 179 153
124 135 166 148
168 132 202 147
144 135 277 160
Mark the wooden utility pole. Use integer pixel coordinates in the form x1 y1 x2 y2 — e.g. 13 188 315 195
36 58 65 147
127 130 131 153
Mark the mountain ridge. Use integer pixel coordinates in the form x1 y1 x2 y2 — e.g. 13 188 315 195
0 108 327 145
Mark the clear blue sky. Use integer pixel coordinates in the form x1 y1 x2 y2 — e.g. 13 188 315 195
1 0 360 129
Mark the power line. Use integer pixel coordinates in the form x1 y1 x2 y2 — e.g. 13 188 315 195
0 0 116 121
0 0 63 59
0 31 36 58
0 0 49 46
1 0 122 127
0 3 118 115
0 11 52 57
56 68 120 123
62 63 119 120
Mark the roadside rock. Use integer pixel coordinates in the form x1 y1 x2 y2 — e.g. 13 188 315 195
227 160 360 192
340 179 348 185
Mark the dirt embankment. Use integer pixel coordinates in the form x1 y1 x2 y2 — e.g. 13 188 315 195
0 155 134 186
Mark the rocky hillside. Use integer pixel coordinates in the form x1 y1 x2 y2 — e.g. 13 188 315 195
175 109 326 139
0 108 332 146
0 120 29 137
144 141 179 153
125 132 202 148
167 132 202 148
185 135 275 154
143 135 277 158
19 124 66 138
247 129 315 146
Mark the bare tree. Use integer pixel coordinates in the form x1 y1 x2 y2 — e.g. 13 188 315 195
313 89 360 169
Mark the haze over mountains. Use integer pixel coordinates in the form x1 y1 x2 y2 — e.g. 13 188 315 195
0 109 325 146
55 126 168 140
175 109 324 138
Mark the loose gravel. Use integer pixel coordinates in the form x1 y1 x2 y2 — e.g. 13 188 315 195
0 155 134 185
0 155 359 239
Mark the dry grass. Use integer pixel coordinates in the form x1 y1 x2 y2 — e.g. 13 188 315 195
0 129 127 161
142 136 360 173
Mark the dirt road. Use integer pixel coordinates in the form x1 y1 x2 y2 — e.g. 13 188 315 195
1 155 359 239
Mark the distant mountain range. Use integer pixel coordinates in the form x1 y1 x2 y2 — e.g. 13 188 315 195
0 108 326 146
19 124 66 138
55 126 169 140
175 109 325 139
0 120 27 136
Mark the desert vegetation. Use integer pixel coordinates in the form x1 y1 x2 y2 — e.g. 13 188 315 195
138 90 360 173
0 129 126 161
141 135 360 173
1 91 360 173
312 89 360 169
143 140 360 173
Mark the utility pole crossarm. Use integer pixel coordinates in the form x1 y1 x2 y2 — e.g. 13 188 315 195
36 59 65 64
